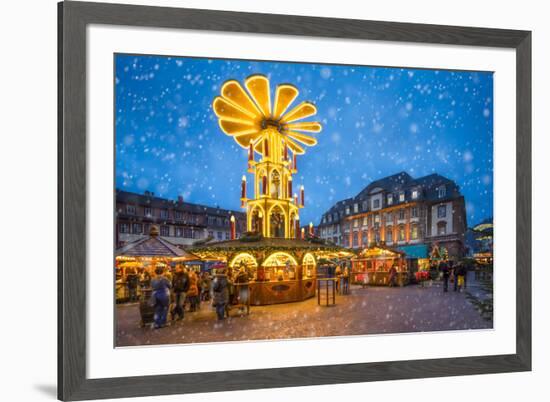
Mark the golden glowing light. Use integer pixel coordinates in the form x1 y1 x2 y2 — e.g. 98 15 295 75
213 74 322 156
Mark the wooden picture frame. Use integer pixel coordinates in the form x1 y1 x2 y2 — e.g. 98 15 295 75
58 1 531 400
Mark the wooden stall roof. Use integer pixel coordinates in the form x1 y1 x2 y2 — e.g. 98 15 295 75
116 235 199 260
352 245 406 259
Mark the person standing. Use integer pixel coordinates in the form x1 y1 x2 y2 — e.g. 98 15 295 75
187 269 199 312
150 266 171 329
125 269 139 302
171 265 189 321
212 267 229 320
388 264 398 287
200 272 212 301
456 262 466 292
439 260 450 292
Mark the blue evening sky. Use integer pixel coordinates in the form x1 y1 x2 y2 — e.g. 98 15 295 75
115 54 493 227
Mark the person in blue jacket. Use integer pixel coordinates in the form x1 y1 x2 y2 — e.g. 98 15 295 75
151 266 171 329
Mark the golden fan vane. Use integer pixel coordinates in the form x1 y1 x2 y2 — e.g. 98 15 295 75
213 74 322 156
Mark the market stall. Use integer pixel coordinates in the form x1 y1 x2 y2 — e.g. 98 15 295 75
115 226 200 303
351 245 409 286
190 237 353 305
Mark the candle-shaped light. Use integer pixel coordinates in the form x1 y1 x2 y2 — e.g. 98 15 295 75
301 227 305 240
287 176 293 199
258 211 263 234
295 215 300 240
230 215 236 240
241 175 247 198
300 185 305 207
248 141 254 163
294 193 298 205
309 222 314 237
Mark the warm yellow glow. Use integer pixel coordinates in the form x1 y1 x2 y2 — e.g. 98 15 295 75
213 74 321 239
213 74 321 155
229 252 258 268
262 252 298 267
230 215 235 222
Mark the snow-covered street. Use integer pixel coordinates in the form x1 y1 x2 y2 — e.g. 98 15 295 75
116 279 492 347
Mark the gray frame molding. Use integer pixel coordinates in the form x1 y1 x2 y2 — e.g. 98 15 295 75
58 1 531 400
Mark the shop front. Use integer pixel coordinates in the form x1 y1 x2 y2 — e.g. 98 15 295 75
351 246 408 286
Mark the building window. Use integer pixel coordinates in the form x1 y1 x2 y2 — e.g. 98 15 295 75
399 209 405 220
437 221 447 235
353 219 359 228
175 227 183 237
119 223 130 233
132 223 142 234
217 231 223 240
398 225 405 241
362 201 369 211
412 189 419 199
160 226 170 236
208 230 214 238
386 227 393 243
362 231 368 245
353 203 359 213
225 232 230 240
387 194 393 205
386 212 392 223
184 228 193 238
374 230 380 243
411 207 419 218
352 232 358 247
126 205 136 215
363 216 368 226
194 231 201 239
345 206 350 215
411 224 419 240
175 211 183 220
374 214 380 224
372 198 380 209
159 209 168 219
437 205 447 218
438 185 446 198
399 192 405 202
144 207 152 217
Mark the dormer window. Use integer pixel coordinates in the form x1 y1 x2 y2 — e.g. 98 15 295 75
126 205 136 215
345 206 350 215
372 199 380 209
411 189 419 199
399 192 405 202
438 185 446 198
353 203 359 213
387 194 393 205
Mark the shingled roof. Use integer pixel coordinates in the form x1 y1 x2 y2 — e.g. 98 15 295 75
116 233 199 260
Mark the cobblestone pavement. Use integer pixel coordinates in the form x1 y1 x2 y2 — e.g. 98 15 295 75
116 280 492 347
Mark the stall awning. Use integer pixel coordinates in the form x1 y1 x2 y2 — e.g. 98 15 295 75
397 244 429 259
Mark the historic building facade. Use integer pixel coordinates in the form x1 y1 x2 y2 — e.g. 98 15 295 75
317 172 468 259
115 189 246 247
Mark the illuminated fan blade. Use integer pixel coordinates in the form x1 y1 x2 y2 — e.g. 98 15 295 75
245 75 271 117
219 120 259 137
280 101 317 123
233 133 261 148
286 131 318 146
285 137 305 155
273 84 299 119
221 80 262 118
286 121 322 133
213 97 257 121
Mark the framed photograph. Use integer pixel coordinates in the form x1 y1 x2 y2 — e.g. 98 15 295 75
58 1 531 400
